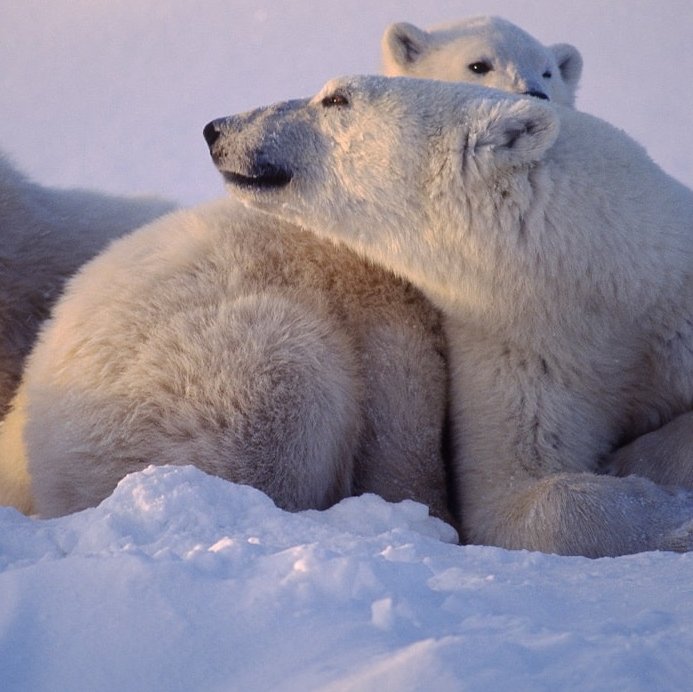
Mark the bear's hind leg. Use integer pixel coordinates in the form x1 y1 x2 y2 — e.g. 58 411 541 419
27 289 363 516
195 290 364 511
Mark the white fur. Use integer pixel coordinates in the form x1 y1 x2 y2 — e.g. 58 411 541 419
382 16 582 106
209 75 693 557
0 199 452 523
0 152 174 425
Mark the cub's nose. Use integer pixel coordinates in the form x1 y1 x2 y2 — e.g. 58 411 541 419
203 120 221 148
525 90 549 101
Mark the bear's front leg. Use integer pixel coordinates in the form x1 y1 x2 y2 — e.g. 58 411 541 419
448 332 693 557
474 471 693 557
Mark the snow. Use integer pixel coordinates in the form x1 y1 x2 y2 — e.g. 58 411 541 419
2 1 693 690
2 466 692 691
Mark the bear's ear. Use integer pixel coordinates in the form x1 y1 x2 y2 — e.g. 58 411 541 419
550 44 583 94
472 97 560 167
381 22 432 73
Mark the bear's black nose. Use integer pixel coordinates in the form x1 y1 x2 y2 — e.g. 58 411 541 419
525 90 549 101
203 121 221 148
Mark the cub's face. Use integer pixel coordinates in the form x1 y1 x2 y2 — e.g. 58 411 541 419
381 17 582 107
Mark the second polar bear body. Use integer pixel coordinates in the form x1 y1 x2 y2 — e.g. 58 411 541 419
207 75 693 557
2 200 450 521
0 153 174 420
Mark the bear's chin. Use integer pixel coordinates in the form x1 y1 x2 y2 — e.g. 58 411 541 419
222 166 292 190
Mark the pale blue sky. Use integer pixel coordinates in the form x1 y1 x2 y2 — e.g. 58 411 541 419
1 0 690 203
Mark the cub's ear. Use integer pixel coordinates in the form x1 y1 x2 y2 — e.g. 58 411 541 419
381 22 432 74
472 97 560 167
550 43 583 96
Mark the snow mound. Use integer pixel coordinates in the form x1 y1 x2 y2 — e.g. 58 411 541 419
1 465 691 691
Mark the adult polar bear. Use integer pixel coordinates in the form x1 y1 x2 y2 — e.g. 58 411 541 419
382 16 582 106
382 17 688 492
0 17 581 520
0 153 174 421
206 75 693 557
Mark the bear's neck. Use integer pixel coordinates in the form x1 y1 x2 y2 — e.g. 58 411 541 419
422 163 690 354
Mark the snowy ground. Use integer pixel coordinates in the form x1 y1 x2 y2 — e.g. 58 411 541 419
2 2 693 690
2 466 692 692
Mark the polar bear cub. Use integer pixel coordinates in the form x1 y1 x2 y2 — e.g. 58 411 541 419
0 152 174 421
0 198 451 522
206 75 693 557
382 16 582 106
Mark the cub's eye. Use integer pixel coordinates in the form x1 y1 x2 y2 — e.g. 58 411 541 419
468 61 492 75
321 91 350 107
543 70 552 79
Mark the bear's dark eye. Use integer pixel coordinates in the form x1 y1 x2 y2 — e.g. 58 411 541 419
468 61 493 75
321 91 350 108
543 70 552 79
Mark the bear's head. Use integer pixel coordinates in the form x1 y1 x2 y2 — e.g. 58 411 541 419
204 75 560 303
382 17 582 107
